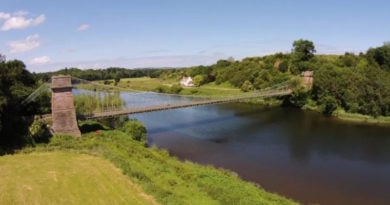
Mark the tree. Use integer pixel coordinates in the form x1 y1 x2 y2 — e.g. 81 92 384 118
0 59 36 152
193 75 205 87
292 39 316 61
278 60 289 72
321 96 338 116
367 43 390 71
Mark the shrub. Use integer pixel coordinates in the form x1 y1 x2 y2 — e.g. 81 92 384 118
170 84 183 94
29 117 51 143
321 96 338 115
240 80 254 92
119 120 147 143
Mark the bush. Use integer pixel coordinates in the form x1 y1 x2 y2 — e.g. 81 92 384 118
154 85 170 93
170 84 183 94
321 96 338 115
240 80 254 92
29 117 51 143
119 120 147 143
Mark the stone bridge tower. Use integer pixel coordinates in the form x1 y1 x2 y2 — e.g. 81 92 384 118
51 75 81 136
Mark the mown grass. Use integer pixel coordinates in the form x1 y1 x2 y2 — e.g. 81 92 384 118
113 77 244 97
180 84 243 97
0 151 157 205
117 77 177 91
23 130 297 205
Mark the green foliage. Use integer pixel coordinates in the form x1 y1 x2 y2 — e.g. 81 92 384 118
38 130 297 205
288 87 310 108
320 96 338 115
119 120 147 143
240 80 254 92
28 117 51 143
292 39 316 61
0 58 37 150
170 84 183 94
367 43 390 71
154 85 170 93
312 59 390 117
35 67 165 82
154 84 183 94
278 60 289 72
193 74 205 87
338 52 359 67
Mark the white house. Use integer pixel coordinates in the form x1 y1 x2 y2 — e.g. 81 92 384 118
180 77 194 87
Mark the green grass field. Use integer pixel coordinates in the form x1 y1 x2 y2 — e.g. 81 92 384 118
0 151 157 205
111 77 243 97
116 77 176 91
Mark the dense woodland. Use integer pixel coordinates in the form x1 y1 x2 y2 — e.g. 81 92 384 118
1 40 390 152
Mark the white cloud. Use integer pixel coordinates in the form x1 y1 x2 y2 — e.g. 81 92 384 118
8 34 40 53
77 24 89 31
0 11 45 31
0 12 11 20
30 56 51 65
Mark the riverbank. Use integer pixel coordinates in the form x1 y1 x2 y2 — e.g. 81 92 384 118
96 77 390 125
15 126 297 205
303 103 390 125
333 110 390 125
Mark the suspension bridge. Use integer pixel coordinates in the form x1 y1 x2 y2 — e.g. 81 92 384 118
25 75 295 136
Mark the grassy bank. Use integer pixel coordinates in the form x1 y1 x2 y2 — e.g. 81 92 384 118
0 151 157 205
303 102 390 125
20 129 297 205
333 109 390 125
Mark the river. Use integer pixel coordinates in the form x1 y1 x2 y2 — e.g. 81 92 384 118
118 92 390 204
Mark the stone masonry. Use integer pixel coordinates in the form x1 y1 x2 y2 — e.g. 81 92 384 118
51 75 81 136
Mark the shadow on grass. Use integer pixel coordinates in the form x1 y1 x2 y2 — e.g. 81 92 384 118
79 123 106 133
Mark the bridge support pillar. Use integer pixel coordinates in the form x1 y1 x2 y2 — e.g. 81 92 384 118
51 75 81 136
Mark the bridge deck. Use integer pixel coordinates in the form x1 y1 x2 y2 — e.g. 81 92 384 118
80 89 292 120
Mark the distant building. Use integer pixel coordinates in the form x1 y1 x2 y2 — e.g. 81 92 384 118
180 77 194 87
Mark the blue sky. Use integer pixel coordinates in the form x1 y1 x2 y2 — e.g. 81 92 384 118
1 0 389 72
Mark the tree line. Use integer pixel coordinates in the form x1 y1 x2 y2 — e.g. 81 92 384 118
35 67 166 82
157 40 390 117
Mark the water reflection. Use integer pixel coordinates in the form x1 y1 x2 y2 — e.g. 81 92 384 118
122 92 390 205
